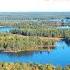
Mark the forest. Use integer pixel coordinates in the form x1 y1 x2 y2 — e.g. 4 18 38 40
0 12 70 70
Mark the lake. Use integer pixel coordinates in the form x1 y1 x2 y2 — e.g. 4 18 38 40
0 40 70 67
49 18 70 23
56 26 70 29
0 26 15 32
0 12 70 67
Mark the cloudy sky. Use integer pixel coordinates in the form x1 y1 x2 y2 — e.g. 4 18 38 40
0 0 70 12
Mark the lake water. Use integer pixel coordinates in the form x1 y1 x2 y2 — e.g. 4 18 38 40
0 40 70 67
56 26 70 29
0 26 15 32
49 18 70 23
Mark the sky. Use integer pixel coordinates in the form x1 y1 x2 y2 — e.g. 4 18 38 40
0 0 70 12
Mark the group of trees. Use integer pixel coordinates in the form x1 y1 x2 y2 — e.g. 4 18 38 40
0 62 69 70
10 28 70 38
0 20 69 52
0 33 56 52
0 22 17 27
0 20 69 28
2 20 67 38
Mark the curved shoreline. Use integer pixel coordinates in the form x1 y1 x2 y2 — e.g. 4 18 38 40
0 48 52 53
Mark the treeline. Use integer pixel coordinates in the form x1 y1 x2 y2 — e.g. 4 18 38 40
0 21 49 27
0 21 17 27
0 62 69 70
10 28 70 38
0 20 69 28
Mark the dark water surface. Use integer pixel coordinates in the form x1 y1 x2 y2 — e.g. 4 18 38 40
0 40 70 66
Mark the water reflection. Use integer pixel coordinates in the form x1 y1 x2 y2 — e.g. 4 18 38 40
61 38 70 46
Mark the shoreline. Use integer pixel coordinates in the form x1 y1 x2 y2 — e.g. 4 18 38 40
0 47 54 53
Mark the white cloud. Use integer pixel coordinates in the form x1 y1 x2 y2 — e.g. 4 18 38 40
0 0 70 12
